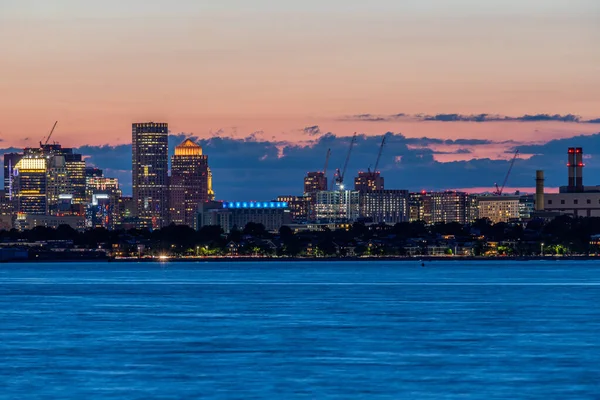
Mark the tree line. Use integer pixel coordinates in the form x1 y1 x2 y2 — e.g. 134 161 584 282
3 215 600 257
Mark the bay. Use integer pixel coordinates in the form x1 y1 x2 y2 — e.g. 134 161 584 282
1 260 599 399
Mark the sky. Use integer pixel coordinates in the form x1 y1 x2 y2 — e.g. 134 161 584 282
1 0 600 199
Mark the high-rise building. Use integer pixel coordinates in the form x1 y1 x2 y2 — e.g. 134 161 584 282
409 191 476 225
46 154 70 215
36 144 86 205
13 156 48 215
132 122 169 229
169 139 213 227
304 172 327 195
477 196 520 224
85 167 103 178
85 176 122 230
314 190 360 222
275 195 311 222
354 171 384 192
3 153 21 203
359 189 408 224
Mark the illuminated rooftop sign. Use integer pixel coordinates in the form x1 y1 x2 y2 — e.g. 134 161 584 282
222 201 288 209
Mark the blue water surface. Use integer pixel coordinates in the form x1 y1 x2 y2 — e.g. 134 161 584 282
1 260 600 399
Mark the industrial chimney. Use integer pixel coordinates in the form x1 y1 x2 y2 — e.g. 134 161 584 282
535 170 544 211
575 147 584 192
567 147 576 192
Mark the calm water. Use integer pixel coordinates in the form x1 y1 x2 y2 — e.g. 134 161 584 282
1 260 600 399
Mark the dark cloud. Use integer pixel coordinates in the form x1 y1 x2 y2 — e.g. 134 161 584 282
449 139 494 145
340 112 599 123
302 126 321 136
515 114 580 122
340 114 391 122
423 113 493 122
455 148 472 154
511 132 600 156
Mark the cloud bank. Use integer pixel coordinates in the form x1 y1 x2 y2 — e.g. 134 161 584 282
3 132 600 200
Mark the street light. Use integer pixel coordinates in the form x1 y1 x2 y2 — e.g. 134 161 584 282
196 246 200 257
540 242 544 256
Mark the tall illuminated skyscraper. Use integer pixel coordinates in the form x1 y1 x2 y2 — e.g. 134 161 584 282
169 139 214 227
13 156 48 215
132 122 169 229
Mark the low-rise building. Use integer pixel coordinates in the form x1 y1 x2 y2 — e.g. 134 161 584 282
13 213 86 231
197 201 292 233
543 192 600 218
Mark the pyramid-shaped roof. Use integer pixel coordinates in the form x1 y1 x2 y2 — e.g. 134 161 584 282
175 139 203 156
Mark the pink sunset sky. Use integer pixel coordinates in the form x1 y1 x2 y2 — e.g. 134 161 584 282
1 0 599 162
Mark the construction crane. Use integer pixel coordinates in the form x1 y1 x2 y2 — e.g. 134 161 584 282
335 132 357 189
323 148 331 175
40 121 58 147
494 149 519 195
368 135 387 173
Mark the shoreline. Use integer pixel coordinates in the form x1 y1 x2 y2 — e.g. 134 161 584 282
3 255 600 263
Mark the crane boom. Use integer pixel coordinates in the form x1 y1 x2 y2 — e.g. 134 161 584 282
336 132 357 187
495 150 519 195
323 148 331 175
42 121 58 147
373 135 386 172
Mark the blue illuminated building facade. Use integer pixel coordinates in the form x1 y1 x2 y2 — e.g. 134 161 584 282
198 201 292 233
223 201 289 209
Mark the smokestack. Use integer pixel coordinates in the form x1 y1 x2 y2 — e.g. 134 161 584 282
568 147 575 192
575 147 584 192
535 170 544 211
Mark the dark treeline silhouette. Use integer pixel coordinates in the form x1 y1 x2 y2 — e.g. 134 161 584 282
3 215 600 257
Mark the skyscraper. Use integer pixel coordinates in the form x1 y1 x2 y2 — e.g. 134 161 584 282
169 139 213 227
86 173 122 230
3 153 22 203
13 156 48 215
132 122 169 229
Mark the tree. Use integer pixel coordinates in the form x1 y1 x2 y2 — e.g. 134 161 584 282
243 222 267 238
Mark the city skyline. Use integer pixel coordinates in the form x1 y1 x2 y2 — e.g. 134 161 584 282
1 0 600 199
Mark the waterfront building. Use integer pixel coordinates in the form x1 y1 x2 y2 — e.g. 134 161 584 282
543 193 600 218
132 122 169 229
14 213 85 231
477 196 521 223
409 191 476 225
169 139 214 227
197 201 292 233
359 189 408 224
